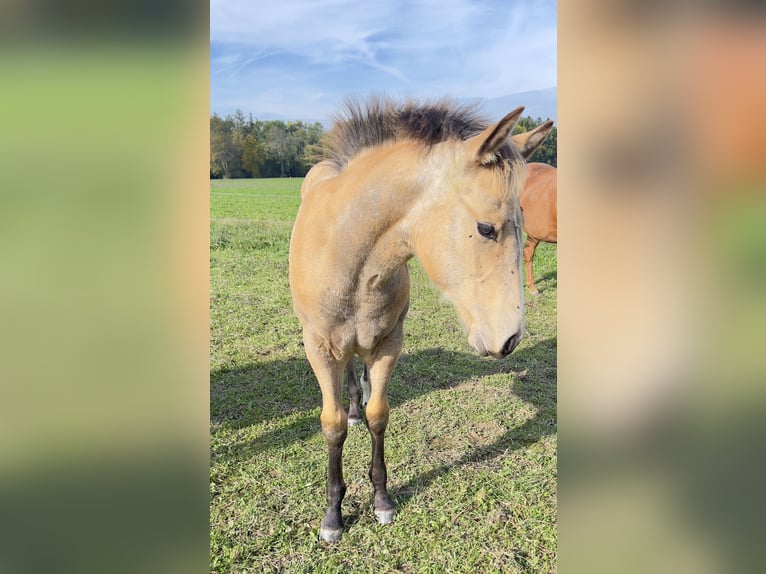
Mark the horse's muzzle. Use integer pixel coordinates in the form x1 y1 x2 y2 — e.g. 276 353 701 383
471 329 522 359
499 331 522 357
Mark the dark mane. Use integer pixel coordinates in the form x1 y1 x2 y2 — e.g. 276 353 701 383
322 95 492 169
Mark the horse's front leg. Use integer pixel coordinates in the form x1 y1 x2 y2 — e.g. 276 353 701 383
304 336 348 542
364 319 404 525
524 236 540 294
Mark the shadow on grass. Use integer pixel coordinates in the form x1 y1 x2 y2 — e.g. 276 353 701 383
540 270 557 283
370 338 556 522
531 269 557 292
211 338 557 513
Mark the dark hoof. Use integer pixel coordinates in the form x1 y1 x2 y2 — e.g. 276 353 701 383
319 526 343 542
374 508 395 525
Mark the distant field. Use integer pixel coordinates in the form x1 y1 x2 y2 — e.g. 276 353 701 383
210 178 557 573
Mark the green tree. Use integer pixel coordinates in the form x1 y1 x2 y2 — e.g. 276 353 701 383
233 109 246 138
265 122 297 177
210 113 244 178
241 134 264 178
210 114 231 178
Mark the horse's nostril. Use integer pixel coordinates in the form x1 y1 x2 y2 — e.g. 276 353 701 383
501 332 521 357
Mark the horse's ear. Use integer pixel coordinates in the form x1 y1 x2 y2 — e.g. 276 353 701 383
470 106 525 165
512 120 554 159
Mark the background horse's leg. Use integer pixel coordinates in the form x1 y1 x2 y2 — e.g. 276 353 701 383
304 336 348 542
360 365 370 406
524 236 541 294
346 360 363 425
365 319 404 525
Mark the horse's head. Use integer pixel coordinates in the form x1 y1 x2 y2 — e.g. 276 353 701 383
413 109 553 358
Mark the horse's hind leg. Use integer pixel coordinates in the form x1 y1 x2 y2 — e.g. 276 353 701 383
304 334 348 542
346 360 363 425
364 319 404 525
524 236 540 295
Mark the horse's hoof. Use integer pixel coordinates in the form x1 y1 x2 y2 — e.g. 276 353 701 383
348 415 363 426
319 526 343 542
374 508 395 525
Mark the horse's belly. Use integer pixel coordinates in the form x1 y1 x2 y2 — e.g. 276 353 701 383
522 196 557 243
535 225 557 243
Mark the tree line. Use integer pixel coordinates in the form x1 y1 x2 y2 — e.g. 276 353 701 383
210 110 324 179
210 111 556 179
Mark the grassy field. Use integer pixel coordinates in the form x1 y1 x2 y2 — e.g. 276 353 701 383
210 178 557 573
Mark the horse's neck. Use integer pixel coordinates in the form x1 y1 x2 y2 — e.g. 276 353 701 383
338 144 438 282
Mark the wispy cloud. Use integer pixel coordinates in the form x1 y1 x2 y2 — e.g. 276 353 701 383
210 0 556 120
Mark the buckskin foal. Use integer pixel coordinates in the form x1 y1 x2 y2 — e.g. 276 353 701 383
289 96 551 542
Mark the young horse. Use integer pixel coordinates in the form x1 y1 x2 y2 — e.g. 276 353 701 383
289 97 551 542
519 161 558 294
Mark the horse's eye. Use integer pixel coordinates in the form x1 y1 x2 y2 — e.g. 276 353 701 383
477 222 497 240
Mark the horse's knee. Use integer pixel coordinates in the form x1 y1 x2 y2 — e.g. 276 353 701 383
320 409 348 444
365 400 389 434
368 417 388 435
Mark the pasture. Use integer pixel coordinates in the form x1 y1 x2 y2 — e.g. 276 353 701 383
210 178 557 572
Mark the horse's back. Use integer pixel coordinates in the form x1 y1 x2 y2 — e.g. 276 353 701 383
520 163 557 243
292 160 342 313
301 160 340 198
291 162 338 320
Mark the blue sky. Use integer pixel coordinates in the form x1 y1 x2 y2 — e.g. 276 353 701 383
210 0 556 123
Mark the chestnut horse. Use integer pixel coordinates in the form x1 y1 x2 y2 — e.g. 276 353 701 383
520 161 557 294
289 96 552 542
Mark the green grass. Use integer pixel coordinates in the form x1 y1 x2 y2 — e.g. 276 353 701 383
211 178 557 573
